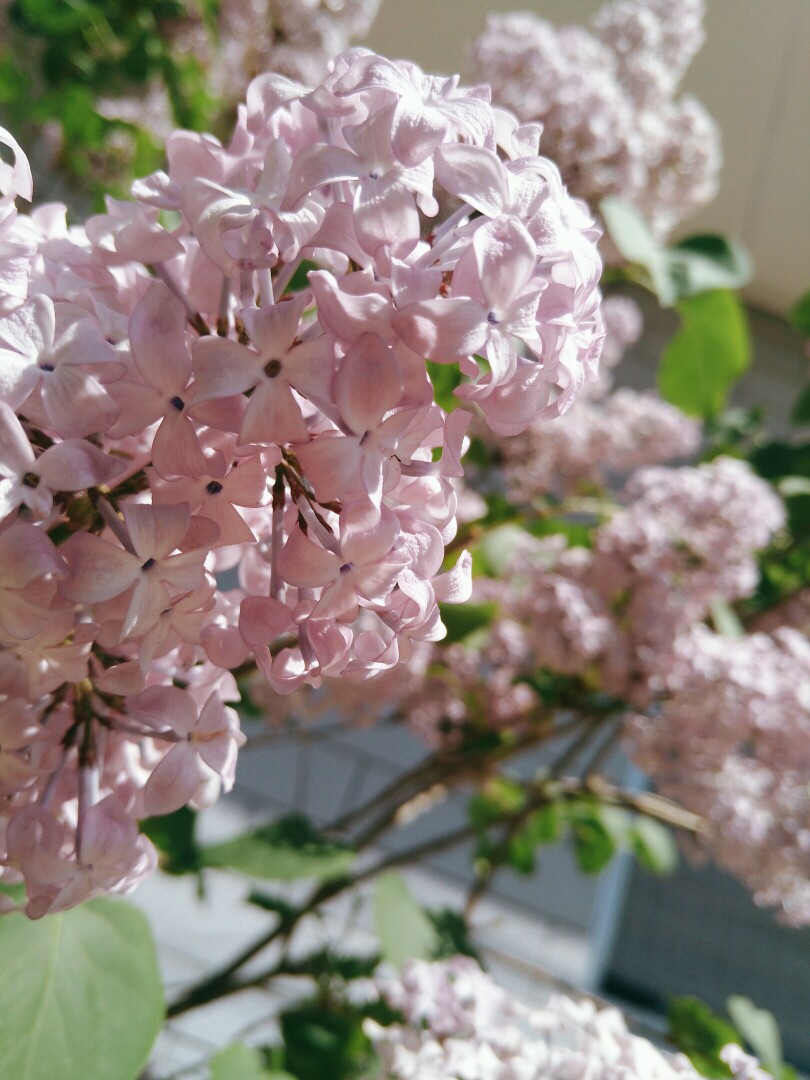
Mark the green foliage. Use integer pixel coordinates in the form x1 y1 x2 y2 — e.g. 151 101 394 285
788 290 810 337
209 1042 294 1080
568 800 619 874
709 596 744 639
427 908 482 962
668 996 797 1080
278 998 376 1080
426 360 462 412
600 198 751 306
628 816 678 877
141 805 202 876
667 234 753 298
374 873 439 969
726 997 791 1079
439 600 498 644
203 813 356 882
0 898 164 1080
667 996 741 1078
1 0 224 202
283 258 320 296
658 290 751 418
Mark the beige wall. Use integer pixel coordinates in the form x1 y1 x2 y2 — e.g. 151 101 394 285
367 0 810 317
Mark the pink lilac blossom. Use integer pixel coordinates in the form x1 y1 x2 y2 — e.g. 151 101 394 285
510 457 785 703
500 387 701 500
367 958 768 1080
0 54 604 916
627 626 810 926
467 0 721 239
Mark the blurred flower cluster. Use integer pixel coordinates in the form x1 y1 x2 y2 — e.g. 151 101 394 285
468 0 721 239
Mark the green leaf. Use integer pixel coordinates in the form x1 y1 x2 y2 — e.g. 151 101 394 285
474 523 525 576
439 600 497 644
790 384 810 425
203 813 355 882
0 898 164 1080
788 290 810 337
600 197 675 305
283 258 319 296
709 596 744 638
426 360 462 412
629 817 678 877
209 1042 294 1080
524 802 564 845
280 999 373 1080
667 234 753 298
141 805 201 875
374 873 438 969
667 996 741 1078
568 802 617 875
726 997 783 1077
427 908 482 962
658 289 751 418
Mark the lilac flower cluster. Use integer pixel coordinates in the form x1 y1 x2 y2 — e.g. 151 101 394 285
467 0 721 238
628 626 810 926
367 958 769 1080
510 458 785 703
0 51 605 917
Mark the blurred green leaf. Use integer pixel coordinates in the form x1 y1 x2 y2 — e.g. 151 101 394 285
209 1042 293 1080
568 802 617 874
600 197 675 304
374 873 438 970
279 999 374 1080
629 817 678 877
426 360 462 412
658 290 751 418
726 997 783 1077
789 290 810 337
667 996 740 1078
141 806 201 876
667 234 753 297
709 596 744 638
428 908 482 962
791 383 810 425
439 600 498 644
203 813 355 882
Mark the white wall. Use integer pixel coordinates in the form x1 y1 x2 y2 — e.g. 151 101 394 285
366 0 810 317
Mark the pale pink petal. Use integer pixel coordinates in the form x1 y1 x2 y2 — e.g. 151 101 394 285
238 595 293 647
143 744 204 816
278 525 340 588
0 399 33 475
393 298 488 363
124 501 191 562
335 334 403 435
129 283 191 394
433 144 508 217
433 550 473 603
151 411 208 479
190 337 261 403
36 440 126 491
129 684 198 734
240 379 308 445
295 435 362 503
59 533 140 603
41 364 120 438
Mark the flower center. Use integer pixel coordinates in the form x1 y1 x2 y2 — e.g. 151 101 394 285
264 359 282 378
206 481 224 494
22 472 40 488
170 396 185 411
